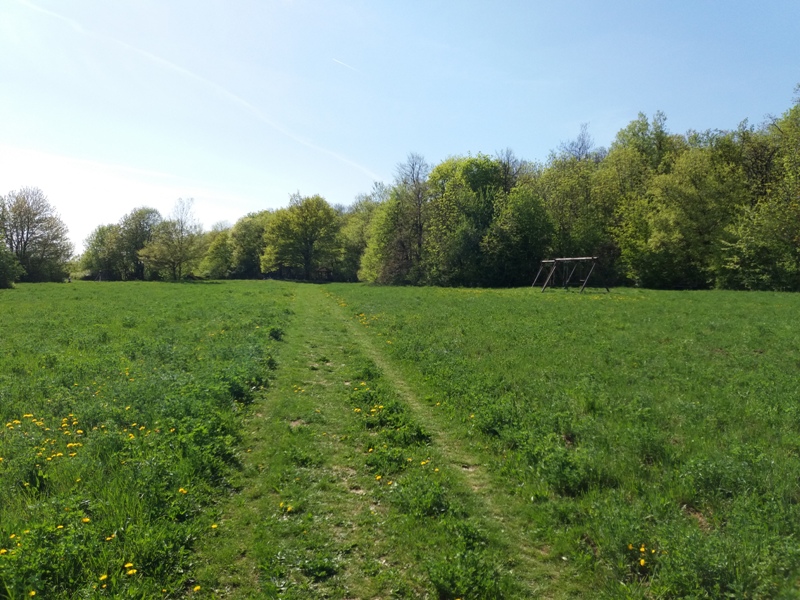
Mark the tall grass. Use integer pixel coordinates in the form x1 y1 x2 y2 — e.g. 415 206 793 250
0 281 290 598
331 284 800 598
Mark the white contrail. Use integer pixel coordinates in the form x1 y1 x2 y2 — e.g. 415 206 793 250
332 58 359 73
13 0 382 182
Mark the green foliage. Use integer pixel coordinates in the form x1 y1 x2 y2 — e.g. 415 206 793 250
261 194 339 280
81 207 163 281
199 229 234 279
0 245 23 288
229 210 272 278
1 187 73 283
138 199 204 280
337 185 385 281
81 224 125 280
425 154 504 286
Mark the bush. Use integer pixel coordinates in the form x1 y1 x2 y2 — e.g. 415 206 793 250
0 247 23 288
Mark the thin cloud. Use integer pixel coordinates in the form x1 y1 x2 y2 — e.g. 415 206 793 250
332 58 359 73
13 0 382 182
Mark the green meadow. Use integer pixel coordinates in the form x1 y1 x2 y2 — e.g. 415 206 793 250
2 282 800 598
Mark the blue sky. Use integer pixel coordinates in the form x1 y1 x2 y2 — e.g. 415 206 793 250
1 0 799 251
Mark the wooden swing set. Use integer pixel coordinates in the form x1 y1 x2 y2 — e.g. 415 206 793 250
532 256 609 292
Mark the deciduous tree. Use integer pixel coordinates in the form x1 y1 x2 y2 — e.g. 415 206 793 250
139 199 204 280
261 194 339 280
0 187 73 282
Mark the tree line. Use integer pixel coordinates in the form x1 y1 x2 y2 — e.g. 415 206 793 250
2 90 799 290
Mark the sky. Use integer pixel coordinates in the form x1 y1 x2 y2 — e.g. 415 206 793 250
1 0 799 252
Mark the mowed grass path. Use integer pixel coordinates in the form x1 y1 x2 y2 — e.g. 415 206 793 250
197 283 551 598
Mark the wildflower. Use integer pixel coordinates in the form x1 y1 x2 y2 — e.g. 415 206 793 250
127 569 137 575
639 558 645 567
82 518 90 523
179 488 188 494
375 475 382 480
368 448 373 453
29 592 36 597
640 546 645 553
0 549 7 554
627 544 633 550
56 525 64 530
194 586 201 592
211 524 218 529
124 562 133 568
99 575 108 581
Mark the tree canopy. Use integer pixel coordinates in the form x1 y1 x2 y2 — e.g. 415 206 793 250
14 86 800 292
0 187 72 282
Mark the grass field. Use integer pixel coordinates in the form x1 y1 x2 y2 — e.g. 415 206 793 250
2 282 800 598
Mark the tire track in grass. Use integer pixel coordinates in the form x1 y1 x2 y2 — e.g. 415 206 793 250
195 284 439 598
323 287 578 599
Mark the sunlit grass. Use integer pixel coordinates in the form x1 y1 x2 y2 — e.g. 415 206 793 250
0 281 290 598
331 284 800 597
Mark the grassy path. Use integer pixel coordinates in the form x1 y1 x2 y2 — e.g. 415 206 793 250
322 289 581 599
198 283 576 598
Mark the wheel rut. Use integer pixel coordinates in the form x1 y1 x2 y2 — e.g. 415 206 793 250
319 287 566 598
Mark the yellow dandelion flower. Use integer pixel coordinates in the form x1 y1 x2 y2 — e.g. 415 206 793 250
194 585 201 592
627 544 633 550
211 523 218 529
124 562 133 568
29 592 36 597
82 518 90 523
0 549 7 555
179 488 188 494
639 558 645 567
375 475 382 480
99 575 108 581
127 569 137 575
